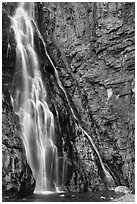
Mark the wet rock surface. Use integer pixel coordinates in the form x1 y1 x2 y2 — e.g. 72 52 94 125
2 2 135 198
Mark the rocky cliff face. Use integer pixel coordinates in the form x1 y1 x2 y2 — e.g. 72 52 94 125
2 2 135 198
37 2 135 191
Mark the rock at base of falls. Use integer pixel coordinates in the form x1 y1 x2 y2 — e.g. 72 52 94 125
114 186 131 195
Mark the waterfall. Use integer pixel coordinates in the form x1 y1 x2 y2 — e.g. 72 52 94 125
10 3 59 193
10 2 115 192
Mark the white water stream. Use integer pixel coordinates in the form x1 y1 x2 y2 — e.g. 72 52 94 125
10 2 115 192
11 3 59 192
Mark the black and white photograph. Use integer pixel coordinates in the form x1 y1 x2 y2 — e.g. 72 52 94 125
2 1 135 202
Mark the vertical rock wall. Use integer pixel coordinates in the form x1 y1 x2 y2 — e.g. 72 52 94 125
37 2 135 192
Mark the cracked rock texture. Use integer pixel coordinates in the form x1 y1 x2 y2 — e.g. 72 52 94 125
38 2 135 191
2 2 135 197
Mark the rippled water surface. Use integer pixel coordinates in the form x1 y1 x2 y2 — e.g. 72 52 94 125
3 190 126 202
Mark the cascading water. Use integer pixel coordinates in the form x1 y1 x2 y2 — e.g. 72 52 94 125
10 2 115 193
11 3 59 193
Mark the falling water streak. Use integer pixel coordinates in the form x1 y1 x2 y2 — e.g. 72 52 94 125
62 152 67 188
11 3 59 192
33 20 78 123
6 43 11 59
11 157 14 174
33 18 115 188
